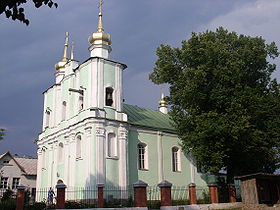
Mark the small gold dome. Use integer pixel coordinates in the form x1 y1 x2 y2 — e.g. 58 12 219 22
159 98 167 107
55 59 67 70
88 31 111 45
88 12 111 46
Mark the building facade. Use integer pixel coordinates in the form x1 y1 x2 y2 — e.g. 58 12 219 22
36 6 209 195
0 152 37 198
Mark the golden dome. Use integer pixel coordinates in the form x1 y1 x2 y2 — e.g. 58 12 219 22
55 32 69 71
88 12 111 46
159 98 167 107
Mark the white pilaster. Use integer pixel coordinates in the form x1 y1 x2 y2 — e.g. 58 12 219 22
64 137 70 186
85 127 92 186
69 134 76 188
118 125 128 198
35 148 43 201
97 60 104 108
115 64 122 112
157 131 164 182
190 161 196 184
47 144 54 187
96 124 105 184
90 61 98 108
52 142 58 186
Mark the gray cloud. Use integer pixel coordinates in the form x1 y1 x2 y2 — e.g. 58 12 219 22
0 0 264 156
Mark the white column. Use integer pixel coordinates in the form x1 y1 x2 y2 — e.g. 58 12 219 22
85 127 92 186
118 125 128 198
55 86 62 126
97 59 104 108
52 142 58 187
64 136 70 186
35 148 43 201
157 131 164 182
96 124 105 184
115 64 122 112
68 134 76 188
47 144 54 187
190 161 196 184
90 61 98 108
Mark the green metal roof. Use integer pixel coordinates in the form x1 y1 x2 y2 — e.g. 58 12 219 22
123 104 176 133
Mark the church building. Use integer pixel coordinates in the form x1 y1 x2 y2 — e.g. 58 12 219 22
36 4 209 196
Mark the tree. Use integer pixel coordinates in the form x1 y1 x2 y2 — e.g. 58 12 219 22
150 27 280 183
0 0 58 25
0 128 5 140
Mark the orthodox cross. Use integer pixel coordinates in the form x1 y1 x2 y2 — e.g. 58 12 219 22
98 0 104 13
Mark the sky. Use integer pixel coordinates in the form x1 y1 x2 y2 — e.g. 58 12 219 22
0 0 280 157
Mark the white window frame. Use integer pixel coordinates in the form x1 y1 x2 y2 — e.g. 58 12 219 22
0 177 8 189
107 132 117 158
138 143 148 170
105 86 114 107
45 110 51 128
76 135 82 160
58 142 64 163
62 101 67 121
12 178 20 190
172 147 181 172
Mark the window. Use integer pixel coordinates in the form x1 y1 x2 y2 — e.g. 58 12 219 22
172 147 180 172
12 178 20 189
62 101 67 121
45 110 50 128
138 143 148 170
41 148 46 169
105 87 113 106
107 133 117 157
0 177 8 189
78 94 84 111
58 143 64 163
3 159 9 164
76 135 82 159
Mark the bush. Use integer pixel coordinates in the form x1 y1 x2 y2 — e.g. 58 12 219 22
0 199 16 210
1 189 14 201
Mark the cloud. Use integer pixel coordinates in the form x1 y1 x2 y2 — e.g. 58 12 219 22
199 0 280 79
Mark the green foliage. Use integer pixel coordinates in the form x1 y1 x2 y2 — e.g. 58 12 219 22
0 0 58 25
0 199 16 210
1 189 14 201
150 27 280 182
0 128 5 140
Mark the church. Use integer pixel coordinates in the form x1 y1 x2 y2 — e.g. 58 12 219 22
35 3 209 196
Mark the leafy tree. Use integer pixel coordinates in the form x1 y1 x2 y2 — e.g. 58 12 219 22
150 27 280 183
0 0 58 25
0 128 4 140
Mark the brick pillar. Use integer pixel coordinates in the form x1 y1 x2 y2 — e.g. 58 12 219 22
133 180 148 207
228 184 237 203
208 183 219 203
188 183 197 205
56 183 66 209
16 186 25 210
158 180 172 206
97 184 104 208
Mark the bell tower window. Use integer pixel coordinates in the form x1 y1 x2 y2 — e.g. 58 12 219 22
45 110 50 128
62 101 67 121
105 87 113 106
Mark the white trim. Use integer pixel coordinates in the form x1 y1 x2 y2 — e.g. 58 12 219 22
157 132 163 182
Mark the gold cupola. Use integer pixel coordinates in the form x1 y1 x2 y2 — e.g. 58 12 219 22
88 0 112 58
55 32 69 71
158 92 168 114
88 12 111 46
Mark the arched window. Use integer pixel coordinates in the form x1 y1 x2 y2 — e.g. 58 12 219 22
58 143 64 163
78 95 84 111
138 143 148 170
45 110 50 128
62 101 67 121
172 147 181 172
105 87 114 106
76 135 82 159
107 133 117 157
41 148 46 169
